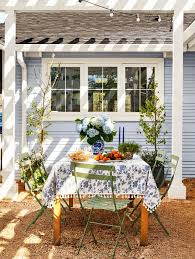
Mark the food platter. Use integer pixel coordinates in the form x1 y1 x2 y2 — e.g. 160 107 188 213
94 150 124 162
68 150 91 162
97 159 124 163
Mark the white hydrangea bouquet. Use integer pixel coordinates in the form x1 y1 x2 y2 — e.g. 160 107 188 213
75 115 116 145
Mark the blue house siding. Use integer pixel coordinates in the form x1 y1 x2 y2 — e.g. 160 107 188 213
164 58 172 159
164 53 195 178
42 52 164 59
15 63 22 162
183 53 195 178
14 53 195 179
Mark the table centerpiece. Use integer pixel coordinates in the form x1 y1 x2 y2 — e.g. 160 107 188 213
75 115 116 155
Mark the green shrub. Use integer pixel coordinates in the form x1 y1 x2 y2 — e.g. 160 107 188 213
118 142 141 154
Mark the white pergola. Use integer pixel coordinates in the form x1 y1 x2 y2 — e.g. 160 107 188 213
1 0 195 199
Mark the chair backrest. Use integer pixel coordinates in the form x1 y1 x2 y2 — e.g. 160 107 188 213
152 150 166 187
161 154 179 200
20 152 47 193
71 162 117 209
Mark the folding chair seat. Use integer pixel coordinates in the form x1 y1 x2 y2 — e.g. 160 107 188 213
83 196 130 211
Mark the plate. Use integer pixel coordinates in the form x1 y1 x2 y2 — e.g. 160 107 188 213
69 159 90 162
97 160 124 163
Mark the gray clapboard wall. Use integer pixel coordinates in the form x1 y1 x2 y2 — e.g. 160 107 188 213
183 53 195 177
15 52 195 179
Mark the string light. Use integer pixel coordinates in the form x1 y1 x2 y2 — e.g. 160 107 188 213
78 0 115 17
110 9 114 18
78 0 162 23
136 14 140 22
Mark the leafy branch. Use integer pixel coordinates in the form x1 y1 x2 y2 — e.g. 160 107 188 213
139 82 167 155
27 60 61 155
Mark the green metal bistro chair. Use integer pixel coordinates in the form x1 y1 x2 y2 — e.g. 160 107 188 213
127 150 166 221
20 152 71 231
20 153 49 230
152 150 166 188
129 154 179 236
72 162 132 258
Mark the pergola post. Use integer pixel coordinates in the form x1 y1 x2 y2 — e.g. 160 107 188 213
1 10 17 199
17 52 28 153
168 9 186 199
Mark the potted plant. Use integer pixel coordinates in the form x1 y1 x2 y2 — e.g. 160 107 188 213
141 150 156 169
118 142 141 160
138 81 167 185
75 115 116 154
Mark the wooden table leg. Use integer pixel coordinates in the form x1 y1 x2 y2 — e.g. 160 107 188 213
69 197 73 208
140 204 149 246
53 198 61 246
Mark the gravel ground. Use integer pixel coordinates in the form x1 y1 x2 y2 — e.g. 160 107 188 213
0 179 195 259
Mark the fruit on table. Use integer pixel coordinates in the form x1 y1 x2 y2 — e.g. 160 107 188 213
94 150 124 161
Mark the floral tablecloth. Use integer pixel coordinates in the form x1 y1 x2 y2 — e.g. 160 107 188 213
42 157 161 213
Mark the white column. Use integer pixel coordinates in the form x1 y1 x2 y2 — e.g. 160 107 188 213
17 52 28 153
168 9 186 199
1 11 17 199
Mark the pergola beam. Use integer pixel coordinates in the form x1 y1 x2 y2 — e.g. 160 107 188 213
184 20 195 45
0 41 4 50
0 0 194 12
15 43 172 53
187 38 195 49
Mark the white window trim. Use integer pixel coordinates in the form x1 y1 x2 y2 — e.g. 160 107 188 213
42 58 164 121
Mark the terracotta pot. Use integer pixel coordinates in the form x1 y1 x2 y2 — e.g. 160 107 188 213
124 152 134 160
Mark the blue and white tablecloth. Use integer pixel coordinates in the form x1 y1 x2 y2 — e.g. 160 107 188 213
42 157 161 213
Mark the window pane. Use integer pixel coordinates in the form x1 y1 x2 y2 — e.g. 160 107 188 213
51 90 65 111
88 67 102 89
141 67 147 89
88 90 102 112
103 90 117 112
103 67 117 89
51 67 65 89
66 67 80 90
147 67 155 88
141 90 154 107
125 90 139 112
125 67 139 89
66 90 80 112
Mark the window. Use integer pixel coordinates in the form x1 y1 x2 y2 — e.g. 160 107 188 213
44 58 163 121
125 67 155 112
88 67 118 112
51 66 80 112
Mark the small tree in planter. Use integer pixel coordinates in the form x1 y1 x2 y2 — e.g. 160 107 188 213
20 62 61 189
138 82 167 185
27 64 60 155
139 82 167 156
